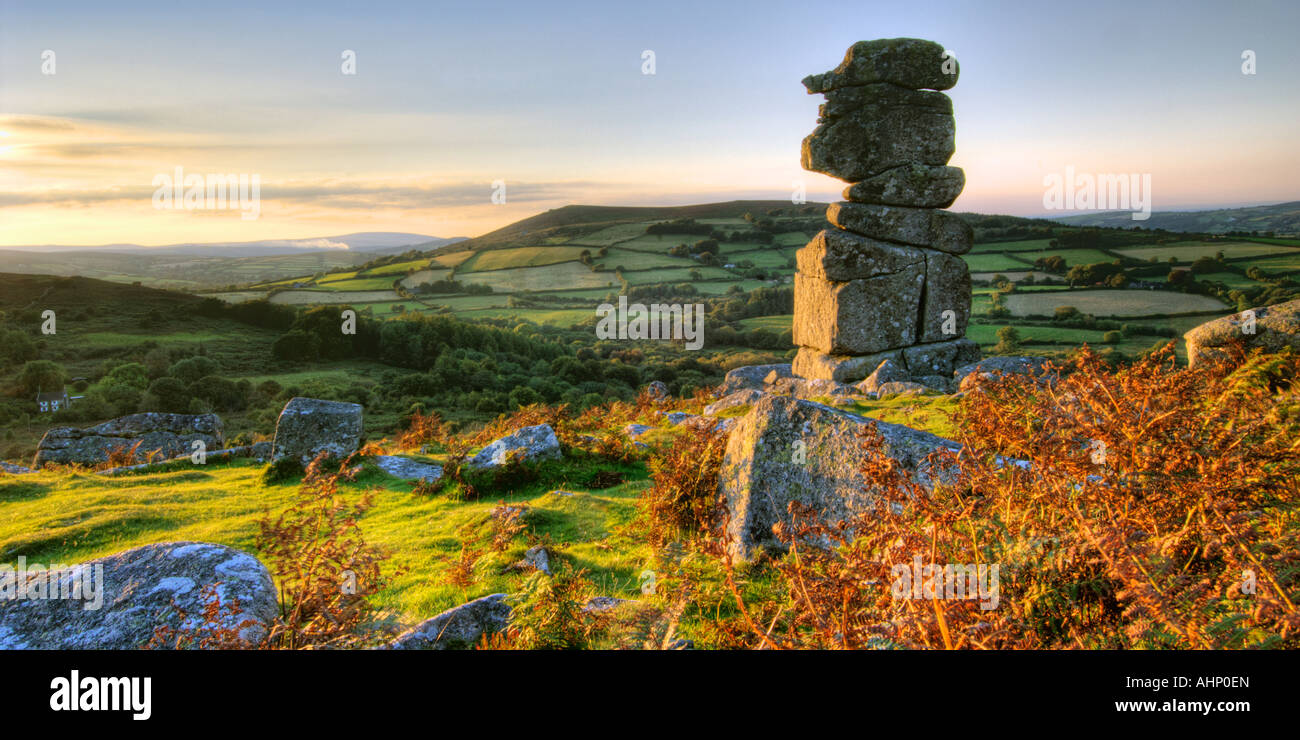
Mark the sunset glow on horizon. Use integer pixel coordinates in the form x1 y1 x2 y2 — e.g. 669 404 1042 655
2 0 1297 246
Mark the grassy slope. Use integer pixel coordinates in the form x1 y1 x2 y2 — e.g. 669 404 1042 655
0 458 652 627
0 393 960 629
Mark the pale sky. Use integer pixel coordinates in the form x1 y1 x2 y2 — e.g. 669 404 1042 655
1 0 1297 246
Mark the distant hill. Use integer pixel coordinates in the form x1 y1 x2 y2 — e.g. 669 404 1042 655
0 234 468 289
417 201 823 253
1053 201 1300 236
3 232 464 258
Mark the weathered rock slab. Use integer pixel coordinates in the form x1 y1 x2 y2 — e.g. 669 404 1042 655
0 542 277 650
386 593 511 650
796 229 925 282
844 164 965 208
794 346 903 384
720 396 961 562
827 202 973 254
802 38 957 93
33 413 224 469
920 250 972 342
468 424 562 469
1184 299 1300 368
901 337 982 378
856 358 910 394
271 397 363 464
373 455 443 483
704 389 764 416
802 84 955 182
793 269 924 355
718 364 793 395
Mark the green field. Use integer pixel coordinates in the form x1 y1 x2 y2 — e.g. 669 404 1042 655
1018 248 1115 265
567 223 656 246
1236 253 1300 273
459 246 589 272
970 239 1055 253
738 315 793 332
602 249 698 271
316 276 399 291
962 253 1035 272
366 258 431 276
459 262 621 292
970 271 1058 283
622 266 734 284
1003 289 1229 317
269 289 401 304
0 460 653 627
1114 242 1300 262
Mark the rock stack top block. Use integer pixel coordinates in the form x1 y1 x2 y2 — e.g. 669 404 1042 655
793 38 978 384
801 38 958 93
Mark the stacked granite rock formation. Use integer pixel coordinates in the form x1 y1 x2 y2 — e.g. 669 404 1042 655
792 38 979 384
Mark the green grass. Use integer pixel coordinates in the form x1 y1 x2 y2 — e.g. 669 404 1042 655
567 223 657 247
269 289 401 305
1002 289 1230 317
1114 241 1299 263
602 248 697 271
840 395 960 439
970 239 1055 253
460 307 594 326
1018 248 1115 265
961 254 1035 272
622 267 733 284
605 234 685 252
459 246 589 272
365 259 431 276
1246 253 1300 273
451 262 621 293
725 249 795 268
315 277 399 291
430 252 474 268
1184 271 1260 289
0 459 653 626
738 315 792 332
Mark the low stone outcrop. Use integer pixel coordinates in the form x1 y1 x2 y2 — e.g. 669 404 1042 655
373 455 444 483
875 380 931 397
644 380 669 401
719 395 960 563
467 424 562 469
271 397 363 464
1184 298 1300 368
703 388 764 416
33 413 223 469
855 358 909 395
386 593 511 650
0 542 277 650
717 364 793 395
953 356 1051 392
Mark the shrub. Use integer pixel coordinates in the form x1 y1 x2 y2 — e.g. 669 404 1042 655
725 346 1300 649
502 567 609 650
256 453 402 649
634 426 728 553
261 455 304 484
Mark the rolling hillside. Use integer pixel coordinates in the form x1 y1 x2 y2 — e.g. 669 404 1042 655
1054 200 1300 236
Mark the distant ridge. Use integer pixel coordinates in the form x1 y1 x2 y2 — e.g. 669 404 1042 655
1052 201 1300 236
417 200 827 253
1 233 466 258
